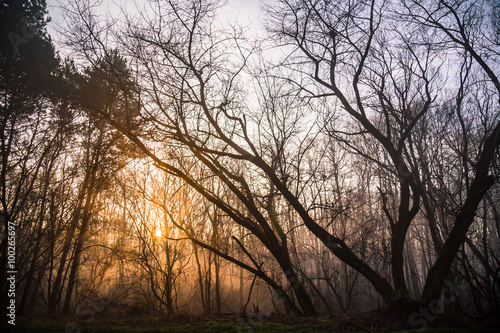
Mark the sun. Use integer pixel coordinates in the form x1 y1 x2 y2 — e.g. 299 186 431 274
155 227 162 238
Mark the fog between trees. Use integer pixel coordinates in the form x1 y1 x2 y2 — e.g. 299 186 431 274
1 0 499 321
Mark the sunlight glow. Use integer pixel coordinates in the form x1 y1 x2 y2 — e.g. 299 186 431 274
155 228 162 238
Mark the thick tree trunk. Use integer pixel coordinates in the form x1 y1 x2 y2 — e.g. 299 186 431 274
274 251 318 316
421 122 499 303
391 222 409 297
255 157 399 306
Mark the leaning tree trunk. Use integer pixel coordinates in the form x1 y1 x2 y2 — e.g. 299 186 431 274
422 122 499 303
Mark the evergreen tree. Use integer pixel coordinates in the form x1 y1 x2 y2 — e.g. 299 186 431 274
0 0 60 316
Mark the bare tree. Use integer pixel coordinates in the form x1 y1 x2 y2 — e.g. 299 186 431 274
46 0 500 317
266 0 499 309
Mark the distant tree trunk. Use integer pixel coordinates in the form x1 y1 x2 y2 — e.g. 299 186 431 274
239 225 244 310
19 131 65 315
18 169 52 316
206 251 212 313
164 241 175 315
48 181 88 313
193 243 206 313
215 255 221 314
404 242 421 299
166 269 173 314
62 187 95 315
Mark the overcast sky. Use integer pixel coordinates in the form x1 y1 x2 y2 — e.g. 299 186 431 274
46 0 264 45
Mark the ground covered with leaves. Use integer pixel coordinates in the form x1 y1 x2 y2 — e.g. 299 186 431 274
1 311 499 332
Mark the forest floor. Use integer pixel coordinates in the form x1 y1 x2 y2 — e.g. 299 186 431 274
1 311 499 332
